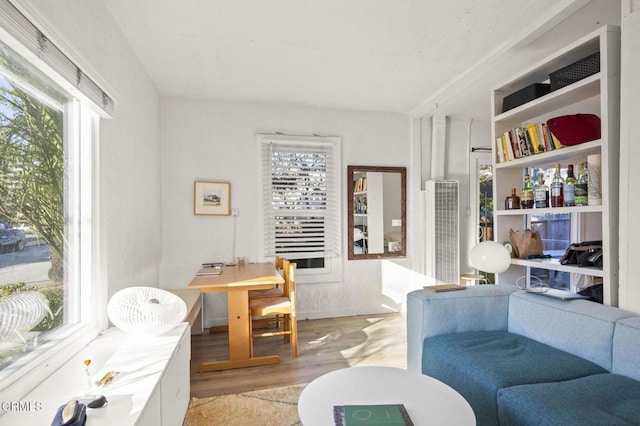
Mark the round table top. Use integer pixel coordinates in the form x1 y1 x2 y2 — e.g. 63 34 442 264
297 366 475 425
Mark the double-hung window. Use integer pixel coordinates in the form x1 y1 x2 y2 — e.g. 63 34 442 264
0 1 110 401
259 134 342 283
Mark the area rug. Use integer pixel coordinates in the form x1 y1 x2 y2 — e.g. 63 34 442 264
185 383 306 426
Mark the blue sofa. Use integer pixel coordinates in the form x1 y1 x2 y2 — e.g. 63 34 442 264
407 285 640 426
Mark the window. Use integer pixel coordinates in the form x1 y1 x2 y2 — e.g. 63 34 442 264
259 134 341 283
0 1 109 400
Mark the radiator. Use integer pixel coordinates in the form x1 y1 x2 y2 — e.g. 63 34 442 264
425 180 460 284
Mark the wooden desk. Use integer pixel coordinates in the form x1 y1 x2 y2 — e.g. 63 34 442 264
188 262 284 372
169 288 203 334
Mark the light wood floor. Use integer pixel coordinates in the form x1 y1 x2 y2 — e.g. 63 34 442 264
190 313 406 398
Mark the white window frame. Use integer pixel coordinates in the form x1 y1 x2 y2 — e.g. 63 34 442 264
0 5 107 401
0 96 104 404
258 134 342 284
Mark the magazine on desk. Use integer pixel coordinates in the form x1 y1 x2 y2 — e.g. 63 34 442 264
196 263 224 276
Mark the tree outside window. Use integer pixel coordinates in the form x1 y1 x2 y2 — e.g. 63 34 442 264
0 43 66 371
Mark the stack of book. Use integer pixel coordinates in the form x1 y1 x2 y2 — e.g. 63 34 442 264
495 122 564 163
353 177 367 192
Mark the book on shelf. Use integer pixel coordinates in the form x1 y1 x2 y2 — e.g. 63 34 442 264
504 133 516 160
354 177 367 192
495 137 505 163
525 123 546 154
333 404 414 426
500 136 510 161
514 127 531 157
541 123 554 151
504 131 520 159
495 123 568 162
545 124 564 149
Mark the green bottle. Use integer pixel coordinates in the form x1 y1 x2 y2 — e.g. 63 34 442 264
520 172 534 209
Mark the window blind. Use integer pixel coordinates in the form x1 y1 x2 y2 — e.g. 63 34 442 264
0 0 114 115
262 137 340 260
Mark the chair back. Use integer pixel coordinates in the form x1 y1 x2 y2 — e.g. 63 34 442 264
275 256 287 270
285 262 296 316
281 260 293 292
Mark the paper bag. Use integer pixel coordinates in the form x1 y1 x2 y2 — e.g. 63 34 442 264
509 229 544 259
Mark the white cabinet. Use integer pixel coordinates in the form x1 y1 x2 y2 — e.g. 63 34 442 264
1 325 190 426
160 326 191 426
491 26 620 305
87 324 191 426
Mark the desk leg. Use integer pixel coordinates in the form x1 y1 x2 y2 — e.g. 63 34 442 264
227 290 251 360
197 290 280 372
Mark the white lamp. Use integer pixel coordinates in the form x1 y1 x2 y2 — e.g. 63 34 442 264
469 240 511 274
107 287 187 336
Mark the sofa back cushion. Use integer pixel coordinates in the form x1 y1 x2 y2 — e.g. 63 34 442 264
613 316 640 381
508 291 636 370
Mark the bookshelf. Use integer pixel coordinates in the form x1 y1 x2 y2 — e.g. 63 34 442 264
352 171 384 254
491 26 620 305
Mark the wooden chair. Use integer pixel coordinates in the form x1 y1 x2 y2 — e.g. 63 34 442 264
248 256 285 298
249 260 298 357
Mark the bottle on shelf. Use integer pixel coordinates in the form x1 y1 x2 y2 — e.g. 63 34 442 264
534 172 549 208
575 163 589 206
520 172 534 209
564 164 577 207
550 163 564 207
587 154 602 206
505 187 520 210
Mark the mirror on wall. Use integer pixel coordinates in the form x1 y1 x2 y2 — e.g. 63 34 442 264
347 165 406 260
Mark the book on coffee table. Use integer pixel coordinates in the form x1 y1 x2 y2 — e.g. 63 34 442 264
333 404 413 425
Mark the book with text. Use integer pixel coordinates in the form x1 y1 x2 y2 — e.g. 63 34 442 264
333 404 414 426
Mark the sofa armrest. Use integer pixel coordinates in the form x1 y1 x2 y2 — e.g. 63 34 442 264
406 284 517 372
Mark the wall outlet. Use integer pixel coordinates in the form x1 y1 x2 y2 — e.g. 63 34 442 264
232 208 239 217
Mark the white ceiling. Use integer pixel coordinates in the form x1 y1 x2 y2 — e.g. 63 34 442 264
103 0 570 114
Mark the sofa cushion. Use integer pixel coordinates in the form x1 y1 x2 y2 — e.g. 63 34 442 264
508 291 636 370
497 373 640 425
407 284 517 372
424 330 607 426
613 316 640 382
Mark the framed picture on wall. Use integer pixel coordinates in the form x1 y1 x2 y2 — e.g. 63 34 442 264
194 181 231 216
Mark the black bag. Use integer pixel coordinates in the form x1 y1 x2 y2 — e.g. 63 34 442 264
51 400 87 426
578 284 604 304
559 240 603 268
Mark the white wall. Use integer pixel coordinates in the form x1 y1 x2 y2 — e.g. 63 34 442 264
415 116 491 280
619 1 640 312
20 0 163 298
159 99 414 325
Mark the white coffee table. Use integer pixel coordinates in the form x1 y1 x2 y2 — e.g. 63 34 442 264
298 366 475 425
